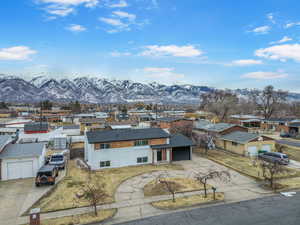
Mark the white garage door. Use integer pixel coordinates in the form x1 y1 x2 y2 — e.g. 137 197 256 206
261 144 271 152
7 161 34 180
247 146 258 157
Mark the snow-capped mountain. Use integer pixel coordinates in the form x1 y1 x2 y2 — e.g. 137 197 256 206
0 75 299 103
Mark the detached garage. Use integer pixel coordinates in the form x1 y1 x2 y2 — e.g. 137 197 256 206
0 143 46 180
172 146 191 161
219 131 275 157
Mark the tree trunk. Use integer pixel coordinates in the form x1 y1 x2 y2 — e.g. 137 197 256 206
172 192 175 202
204 182 207 198
94 203 98 216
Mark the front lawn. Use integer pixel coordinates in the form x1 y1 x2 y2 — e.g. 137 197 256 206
23 209 116 225
204 150 300 180
281 146 300 162
144 178 209 197
32 160 183 212
151 193 224 210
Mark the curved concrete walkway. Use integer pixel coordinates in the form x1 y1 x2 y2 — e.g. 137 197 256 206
16 154 273 225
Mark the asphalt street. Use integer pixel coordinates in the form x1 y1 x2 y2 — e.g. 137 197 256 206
111 193 300 225
277 139 300 148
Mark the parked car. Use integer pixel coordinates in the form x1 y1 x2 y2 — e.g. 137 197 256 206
280 132 292 138
49 153 66 169
35 165 59 186
258 152 289 165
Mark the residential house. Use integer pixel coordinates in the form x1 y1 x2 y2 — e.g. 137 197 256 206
0 135 12 152
289 120 300 136
151 117 193 130
218 131 275 156
260 118 295 133
24 122 49 134
0 143 46 180
79 118 106 134
84 128 193 170
194 120 248 148
230 115 262 128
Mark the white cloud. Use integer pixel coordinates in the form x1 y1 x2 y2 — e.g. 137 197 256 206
99 17 127 27
141 45 203 57
231 59 263 66
66 24 86 32
0 46 37 60
242 71 288 79
285 22 300 29
108 0 128 8
269 36 292 45
267 13 275 24
255 44 300 62
113 11 136 21
38 0 98 17
110 51 131 56
143 67 185 84
251 25 271 34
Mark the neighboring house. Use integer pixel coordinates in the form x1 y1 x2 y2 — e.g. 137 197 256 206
79 118 106 134
230 115 262 128
0 127 18 136
194 121 248 147
84 128 193 170
0 143 46 180
288 120 300 136
260 118 295 133
151 117 193 130
219 131 275 157
62 125 80 136
24 122 49 134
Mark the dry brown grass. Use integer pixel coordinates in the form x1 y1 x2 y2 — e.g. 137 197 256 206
281 146 300 162
33 160 183 212
144 178 209 197
151 193 224 210
24 209 116 225
204 150 300 180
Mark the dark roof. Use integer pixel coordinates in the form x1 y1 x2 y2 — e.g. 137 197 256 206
63 125 80 130
289 122 300 127
0 143 45 159
0 135 11 151
264 118 296 123
220 131 260 144
152 133 194 149
156 117 184 123
86 128 170 143
24 122 48 132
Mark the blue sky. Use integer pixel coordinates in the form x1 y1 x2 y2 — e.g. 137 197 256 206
1 0 300 91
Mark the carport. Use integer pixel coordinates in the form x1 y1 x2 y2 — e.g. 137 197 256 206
172 146 191 161
151 133 194 163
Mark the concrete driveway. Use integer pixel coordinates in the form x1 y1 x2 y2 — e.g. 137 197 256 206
0 178 35 225
0 169 66 225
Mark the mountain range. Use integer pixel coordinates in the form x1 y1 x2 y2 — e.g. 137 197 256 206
0 75 299 104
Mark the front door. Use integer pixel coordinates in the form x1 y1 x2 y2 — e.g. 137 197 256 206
157 150 162 161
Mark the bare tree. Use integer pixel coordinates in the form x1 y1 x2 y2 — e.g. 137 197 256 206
156 174 180 202
79 177 107 216
250 85 288 119
256 160 288 191
290 102 300 117
200 90 239 122
170 123 193 137
194 170 231 198
192 132 215 155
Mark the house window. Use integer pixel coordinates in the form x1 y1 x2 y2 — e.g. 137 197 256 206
100 161 110 167
137 157 148 163
134 140 149 146
100 143 110 149
85 123 91 126
232 142 238 146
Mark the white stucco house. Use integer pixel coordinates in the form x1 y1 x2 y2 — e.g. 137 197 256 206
84 128 194 170
0 143 46 180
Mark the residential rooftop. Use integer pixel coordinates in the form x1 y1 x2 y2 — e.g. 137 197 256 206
24 122 49 132
220 131 260 144
0 143 45 159
86 128 170 143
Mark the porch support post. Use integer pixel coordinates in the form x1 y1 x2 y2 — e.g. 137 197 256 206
153 149 157 164
166 148 171 162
